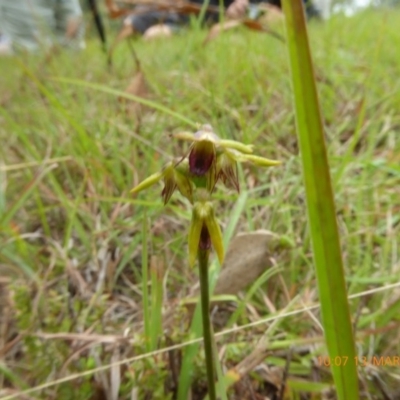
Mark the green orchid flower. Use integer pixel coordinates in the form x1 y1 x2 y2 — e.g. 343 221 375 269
131 124 280 265
188 198 224 268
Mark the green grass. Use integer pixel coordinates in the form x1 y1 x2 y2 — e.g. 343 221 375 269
1 8 400 400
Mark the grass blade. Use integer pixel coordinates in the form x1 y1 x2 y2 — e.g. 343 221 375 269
150 255 164 350
281 0 359 398
0 166 55 227
52 77 198 128
141 214 151 352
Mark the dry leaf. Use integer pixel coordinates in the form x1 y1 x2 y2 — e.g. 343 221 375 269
242 18 284 42
110 348 121 400
204 20 242 43
204 18 284 44
187 230 281 299
223 348 286 398
119 68 151 118
163 230 283 333
214 230 278 296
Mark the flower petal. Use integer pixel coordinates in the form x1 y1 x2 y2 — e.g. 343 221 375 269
161 163 178 204
216 151 240 192
204 205 224 265
175 158 193 204
161 182 177 205
188 204 204 267
174 169 194 203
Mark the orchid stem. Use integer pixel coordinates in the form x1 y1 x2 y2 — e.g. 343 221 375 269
198 248 217 400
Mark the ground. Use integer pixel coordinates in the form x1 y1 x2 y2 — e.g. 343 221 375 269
0 7 399 400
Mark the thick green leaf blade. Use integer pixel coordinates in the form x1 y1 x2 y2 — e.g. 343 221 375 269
281 0 359 398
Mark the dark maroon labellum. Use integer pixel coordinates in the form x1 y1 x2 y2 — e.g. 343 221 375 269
189 142 215 176
199 224 211 250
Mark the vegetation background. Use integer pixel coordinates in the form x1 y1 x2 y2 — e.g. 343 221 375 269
0 3 399 399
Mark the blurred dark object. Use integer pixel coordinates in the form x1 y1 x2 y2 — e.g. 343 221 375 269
87 0 107 50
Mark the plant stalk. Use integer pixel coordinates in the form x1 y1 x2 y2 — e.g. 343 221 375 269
198 248 217 400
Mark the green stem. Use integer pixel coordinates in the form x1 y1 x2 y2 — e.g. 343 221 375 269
198 248 217 400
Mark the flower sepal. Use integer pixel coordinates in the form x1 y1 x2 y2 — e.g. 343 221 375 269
130 171 163 194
